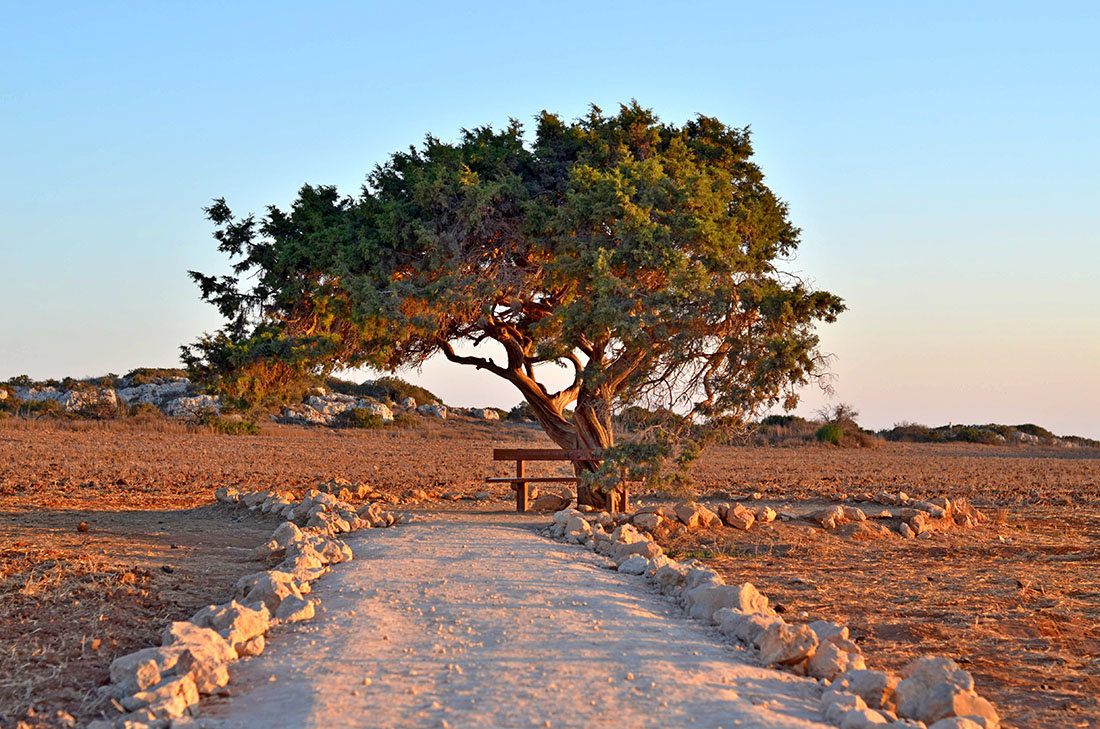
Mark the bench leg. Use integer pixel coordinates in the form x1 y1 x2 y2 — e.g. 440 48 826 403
515 482 529 512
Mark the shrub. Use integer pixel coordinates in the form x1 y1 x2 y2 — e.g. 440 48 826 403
815 423 844 445
953 427 1003 445
129 402 164 419
325 375 442 406
1015 423 1056 441
760 414 807 427
196 412 260 435
123 367 189 386
338 408 386 429
506 402 534 421
389 413 419 428
883 422 941 442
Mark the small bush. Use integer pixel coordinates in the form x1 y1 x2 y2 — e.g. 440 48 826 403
124 367 189 386
815 423 844 445
883 422 941 442
27 399 68 418
506 402 534 421
953 427 1003 445
388 413 419 428
197 412 260 435
338 408 386 429
129 402 164 419
1015 423 1056 441
325 375 442 407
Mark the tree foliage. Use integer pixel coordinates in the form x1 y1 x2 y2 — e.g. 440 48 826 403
185 102 844 506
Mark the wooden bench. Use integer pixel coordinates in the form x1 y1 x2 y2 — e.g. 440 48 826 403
486 448 630 514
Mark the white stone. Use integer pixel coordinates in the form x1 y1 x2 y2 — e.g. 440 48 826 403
275 595 315 622
822 690 867 724
617 555 650 575
234 571 304 612
714 609 785 647
807 638 866 680
758 622 819 666
895 656 974 712
839 708 888 728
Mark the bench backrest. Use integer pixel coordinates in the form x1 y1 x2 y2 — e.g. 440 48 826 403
492 448 603 461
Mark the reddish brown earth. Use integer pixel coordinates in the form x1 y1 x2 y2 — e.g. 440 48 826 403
1 417 1097 728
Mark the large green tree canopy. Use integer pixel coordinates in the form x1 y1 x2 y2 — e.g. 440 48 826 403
186 103 843 506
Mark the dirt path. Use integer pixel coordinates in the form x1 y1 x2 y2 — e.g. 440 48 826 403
204 511 830 729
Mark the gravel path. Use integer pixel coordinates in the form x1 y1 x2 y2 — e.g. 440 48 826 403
204 511 830 729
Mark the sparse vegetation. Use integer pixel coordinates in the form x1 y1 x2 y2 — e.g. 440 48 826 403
337 407 386 429
195 412 260 435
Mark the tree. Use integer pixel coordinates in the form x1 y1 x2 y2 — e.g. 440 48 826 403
184 103 844 508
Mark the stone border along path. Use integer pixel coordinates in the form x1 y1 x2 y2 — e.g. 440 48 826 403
88 486 406 729
189 510 831 729
88 493 999 729
550 507 1002 729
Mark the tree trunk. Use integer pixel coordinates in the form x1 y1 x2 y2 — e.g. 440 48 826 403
516 384 617 510
572 390 614 510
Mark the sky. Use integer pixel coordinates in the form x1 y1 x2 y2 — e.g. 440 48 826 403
2 1 1098 437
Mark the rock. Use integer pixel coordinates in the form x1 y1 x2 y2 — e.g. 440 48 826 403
611 539 663 566
839 708 888 727
898 522 914 538
122 674 199 719
632 512 662 530
553 508 582 526
191 600 269 654
835 669 899 710
160 622 237 694
822 690 867 724
234 571 304 612
679 565 720 591
400 396 417 409
808 620 849 643
317 540 353 564
755 506 777 523
927 719 987 729
836 521 893 540
116 379 191 406
531 492 571 512
905 682 998 727
653 563 689 594
895 656 974 712
275 595 315 622
418 403 447 419
214 486 241 503
469 407 499 420
164 395 221 418
565 514 593 542
715 609 785 646
684 584 739 623
841 506 868 522
237 634 265 657
60 388 118 412
812 505 846 529
672 501 721 529
617 555 650 575
609 522 644 543
109 647 182 693
807 638 866 680
723 503 756 530
758 622 819 666
875 491 899 505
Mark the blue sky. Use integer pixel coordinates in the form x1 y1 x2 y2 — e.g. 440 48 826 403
3 1 1098 437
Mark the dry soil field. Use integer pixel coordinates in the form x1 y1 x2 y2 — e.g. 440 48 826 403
1 417 1097 728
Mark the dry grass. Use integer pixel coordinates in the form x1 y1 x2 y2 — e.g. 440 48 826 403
1 417 1097 728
